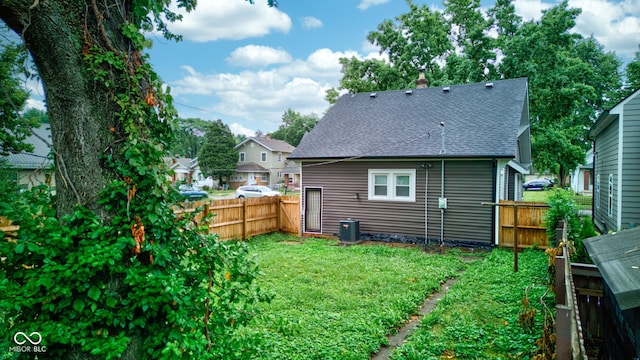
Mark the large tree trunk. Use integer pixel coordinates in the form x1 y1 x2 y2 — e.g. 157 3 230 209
1 1 142 358
0 0 129 219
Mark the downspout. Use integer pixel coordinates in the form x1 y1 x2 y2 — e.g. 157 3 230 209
491 158 497 246
439 122 446 247
425 165 429 244
440 159 445 246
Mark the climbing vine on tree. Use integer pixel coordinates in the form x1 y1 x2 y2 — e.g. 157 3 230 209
0 1 274 359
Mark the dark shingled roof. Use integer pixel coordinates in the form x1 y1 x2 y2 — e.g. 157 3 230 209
583 227 640 311
4 126 52 169
289 78 528 160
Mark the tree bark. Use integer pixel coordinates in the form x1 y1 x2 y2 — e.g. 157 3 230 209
0 0 129 220
1 1 143 358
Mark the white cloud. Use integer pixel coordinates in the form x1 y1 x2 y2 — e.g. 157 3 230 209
302 16 323 29
513 0 553 21
228 122 256 137
166 1 291 42
226 45 292 67
357 0 391 11
513 0 640 60
170 47 371 131
24 98 46 111
569 0 640 59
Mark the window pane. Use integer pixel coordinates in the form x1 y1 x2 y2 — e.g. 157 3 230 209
374 175 387 185
374 185 387 196
396 175 409 186
396 185 410 197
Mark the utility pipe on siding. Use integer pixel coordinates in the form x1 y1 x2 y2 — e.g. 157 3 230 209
425 166 428 243
440 159 445 247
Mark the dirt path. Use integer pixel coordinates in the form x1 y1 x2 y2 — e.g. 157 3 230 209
370 278 459 360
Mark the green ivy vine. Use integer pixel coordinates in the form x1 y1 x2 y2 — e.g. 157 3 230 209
0 4 269 359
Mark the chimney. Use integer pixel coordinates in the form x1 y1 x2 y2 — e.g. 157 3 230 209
415 66 429 89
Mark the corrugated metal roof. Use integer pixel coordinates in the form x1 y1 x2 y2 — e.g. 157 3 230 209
4 126 52 169
289 78 528 160
583 227 640 310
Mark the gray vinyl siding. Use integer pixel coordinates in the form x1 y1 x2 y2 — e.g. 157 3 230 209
594 118 619 233
622 95 640 228
440 160 493 243
300 159 494 244
302 161 426 237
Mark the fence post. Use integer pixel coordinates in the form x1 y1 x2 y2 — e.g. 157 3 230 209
556 305 572 360
243 199 248 240
513 205 519 272
276 197 281 233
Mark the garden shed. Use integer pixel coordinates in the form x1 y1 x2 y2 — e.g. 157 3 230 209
583 227 640 359
289 78 532 246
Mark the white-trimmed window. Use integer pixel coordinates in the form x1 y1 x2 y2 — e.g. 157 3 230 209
261 152 267 162
368 169 416 202
278 152 283 162
239 152 246 162
608 174 613 217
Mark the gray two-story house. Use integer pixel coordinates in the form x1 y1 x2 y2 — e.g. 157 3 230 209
590 88 640 233
230 137 295 189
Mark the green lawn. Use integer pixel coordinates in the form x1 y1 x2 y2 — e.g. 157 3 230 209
391 249 551 360
523 189 592 210
247 234 550 359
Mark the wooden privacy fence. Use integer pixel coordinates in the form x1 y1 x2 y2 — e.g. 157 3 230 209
555 221 604 360
1 196 301 241
174 196 300 240
498 200 550 249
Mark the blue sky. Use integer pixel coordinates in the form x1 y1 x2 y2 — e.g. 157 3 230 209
26 0 640 136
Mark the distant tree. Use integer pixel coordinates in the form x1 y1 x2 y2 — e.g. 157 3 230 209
254 129 265 138
270 108 319 147
0 43 37 155
22 108 49 124
499 1 622 185
325 87 340 105
169 117 210 158
335 1 451 94
622 44 640 97
234 134 247 144
444 0 498 83
198 120 238 184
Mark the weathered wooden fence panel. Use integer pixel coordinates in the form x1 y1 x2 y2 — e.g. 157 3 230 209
498 200 549 248
175 196 300 240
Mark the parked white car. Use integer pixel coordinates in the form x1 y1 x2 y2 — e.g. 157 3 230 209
235 185 281 198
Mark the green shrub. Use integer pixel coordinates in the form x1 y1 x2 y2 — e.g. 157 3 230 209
544 189 581 247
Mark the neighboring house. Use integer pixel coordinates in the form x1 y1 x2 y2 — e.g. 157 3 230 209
230 136 295 189
589 88 640 233
569 147 593 195
3 126 54 189
283 160 301 189
288 78 533 246
583 227 640 360
163 157 214 188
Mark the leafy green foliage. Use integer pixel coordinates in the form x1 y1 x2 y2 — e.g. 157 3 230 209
334 0 625 187
391 249 551 360
0 185 269 358
247 235 467 359
168 118 210 158
544 189 581 247
197 120 238 183
0 1 274 358
270 109 319 147
0 43 37 155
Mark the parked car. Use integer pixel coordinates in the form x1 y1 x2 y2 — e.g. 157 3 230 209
522 179 554 191
235 185 281 198
178 184 208 200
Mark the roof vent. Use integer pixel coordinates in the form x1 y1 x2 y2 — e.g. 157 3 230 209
369 92 377 98
443 86 451 93
405 89 413 95
485 82 494 89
